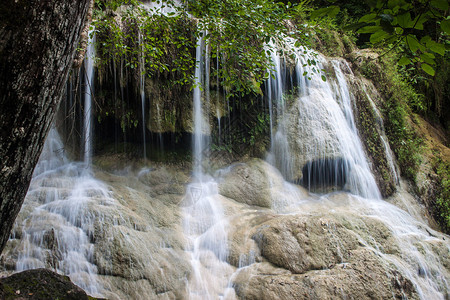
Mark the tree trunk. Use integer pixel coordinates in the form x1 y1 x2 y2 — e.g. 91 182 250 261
0 0 91 254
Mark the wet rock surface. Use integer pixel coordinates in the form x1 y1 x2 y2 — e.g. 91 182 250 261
232 249 418 300
1 158 449 299
218 159 287 208
227 211 425 300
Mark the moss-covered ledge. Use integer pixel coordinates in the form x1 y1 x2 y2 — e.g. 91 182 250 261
349 78 396 197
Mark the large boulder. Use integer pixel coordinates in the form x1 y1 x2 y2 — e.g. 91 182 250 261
225 195 450 300
0 268 96 300
233 249 418 300
218 159 309 209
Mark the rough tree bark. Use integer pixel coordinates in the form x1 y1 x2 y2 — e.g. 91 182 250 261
0 0 92 254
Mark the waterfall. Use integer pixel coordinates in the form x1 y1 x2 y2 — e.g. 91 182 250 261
192 34 205 177
83 30 95 166
10 32 107 297
13 128 107 297
366 93 400 184
267 43 380 199
266 45 293 180
3 18 448 300
183 32 232 299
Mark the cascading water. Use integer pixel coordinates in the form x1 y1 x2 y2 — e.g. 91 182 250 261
258 42 448 299
266 44 293 180
192 34 206 177
2 16 449 300
183 33 233 299
12 128 108 298
83 30 95 166
8 32 110 298
366 92 400 184
267 43 380 199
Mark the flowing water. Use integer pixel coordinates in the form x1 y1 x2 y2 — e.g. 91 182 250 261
2 29 449 300
12 128 107 297
83 30 95 166
183 33 233 299
6 33 108 297
268 45 380 199
262 44 448 298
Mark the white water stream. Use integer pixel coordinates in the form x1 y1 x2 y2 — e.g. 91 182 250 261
2 28 448 300
83 30 95 166
12 128 108 297
268 44 380 199
182 32 233 299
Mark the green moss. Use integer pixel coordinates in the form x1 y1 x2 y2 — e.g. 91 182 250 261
356 54 423 182
433 156 450 233
311 29 346 57
352 83 395 197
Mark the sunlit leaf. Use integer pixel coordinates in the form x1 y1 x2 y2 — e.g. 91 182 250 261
398 57 411 66
358 25 382 33
370 30 390 43
421 63 435 76
420 53 436 65
359 13 377 23
406 35 420 53
394 27 404 34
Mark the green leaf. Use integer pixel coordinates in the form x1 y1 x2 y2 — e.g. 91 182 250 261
388 0 401 8
321 75 327 82
394 27 404 34
420 53 436 65
406 35 420 53
398 57 411 66
397 12 411 28
431 0 449 10
344 22 368 31
311 6 340 19
429 41 446 55
370 30 390 43
441 20 450 35
359 13 377 23
358 26 382 33
421 36 432 45
412 15 427 30
421 63 435 76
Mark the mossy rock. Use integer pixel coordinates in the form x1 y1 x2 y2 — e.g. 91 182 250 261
0 269 98 300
